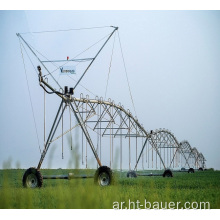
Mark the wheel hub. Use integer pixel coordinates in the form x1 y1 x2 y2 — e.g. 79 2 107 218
26 174 38 188
98 172 110 186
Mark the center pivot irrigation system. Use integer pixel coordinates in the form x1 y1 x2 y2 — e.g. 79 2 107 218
17 26 206 188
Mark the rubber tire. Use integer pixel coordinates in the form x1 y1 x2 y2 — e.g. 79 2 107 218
22 167 43 188
181 167 186 171
188 168 195 173
198 167 203 171
94 166 113 186
127 170 137 178
163 169 173 177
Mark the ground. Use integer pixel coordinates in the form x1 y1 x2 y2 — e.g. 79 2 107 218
0 169 219 209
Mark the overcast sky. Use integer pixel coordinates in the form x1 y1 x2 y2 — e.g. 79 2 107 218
0 10 220 170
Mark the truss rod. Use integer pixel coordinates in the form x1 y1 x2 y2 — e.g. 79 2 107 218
17 33 62 90
73 27 118 90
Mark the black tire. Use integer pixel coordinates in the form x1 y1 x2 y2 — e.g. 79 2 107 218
188 168 195 173
163 169 173 177
94 166 113 186
181 167 186 171
127 170 137 178
198 167 203 171
22 167 43 188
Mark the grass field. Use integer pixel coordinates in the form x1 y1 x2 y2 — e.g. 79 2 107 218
0 169 220 209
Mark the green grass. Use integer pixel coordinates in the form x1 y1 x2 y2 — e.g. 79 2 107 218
0 169 220 209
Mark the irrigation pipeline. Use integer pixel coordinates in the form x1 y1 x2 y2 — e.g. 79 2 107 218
54 94 205 170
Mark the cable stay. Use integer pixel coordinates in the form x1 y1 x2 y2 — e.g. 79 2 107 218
19 26 112 34
117 30 138 118
104 31 116 100
19 39 42 155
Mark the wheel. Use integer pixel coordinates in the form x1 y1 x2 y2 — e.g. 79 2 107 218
198 167 203 171
188 168 195 173
181 167 186 171
22 167 43 188
94 166 113 186
163 169 173 177
127 170 137 178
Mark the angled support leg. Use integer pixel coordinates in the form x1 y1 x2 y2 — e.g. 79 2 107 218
169 147 179 168
37 100 65 169
70 100 102 167
149 138 166 169
134 138 148 170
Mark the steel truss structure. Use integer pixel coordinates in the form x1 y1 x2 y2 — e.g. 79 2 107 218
147 129 186 170
37 81 150 172
179 141 206 171
36 83 206 174
17 26 206 188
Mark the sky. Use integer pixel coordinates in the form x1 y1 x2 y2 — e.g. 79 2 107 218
0 10 220 170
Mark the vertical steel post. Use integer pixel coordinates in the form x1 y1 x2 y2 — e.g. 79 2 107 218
62 101 64 159
120 110 122 171
69 105 73 150
129 116 131 170
44 83 46 149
